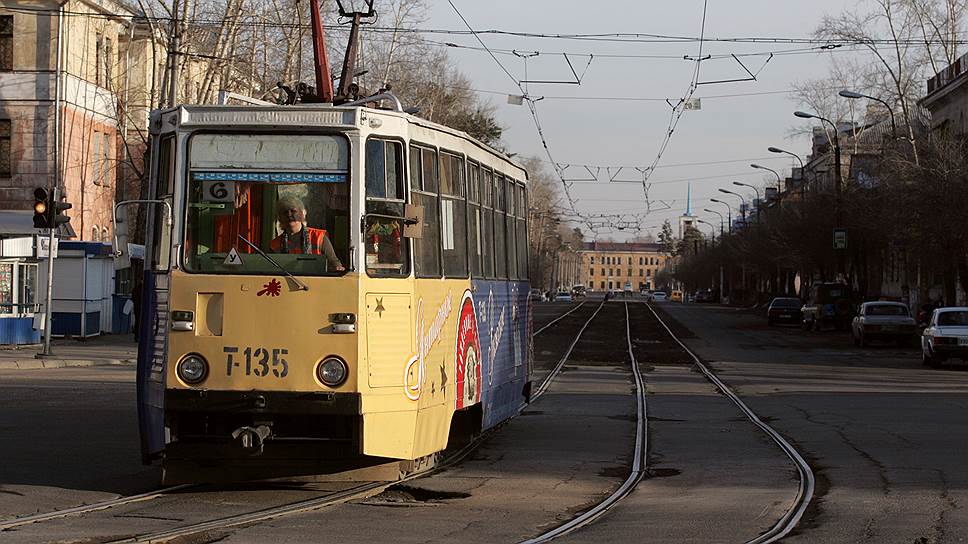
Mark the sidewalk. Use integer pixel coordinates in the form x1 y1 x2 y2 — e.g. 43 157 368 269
0 334 138 370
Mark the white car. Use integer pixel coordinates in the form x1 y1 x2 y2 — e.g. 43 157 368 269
851 302 917 347
921 308 968 367
554 291 573 303
651 292 668 302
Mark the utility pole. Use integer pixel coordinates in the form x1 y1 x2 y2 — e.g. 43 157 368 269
166 0 180 107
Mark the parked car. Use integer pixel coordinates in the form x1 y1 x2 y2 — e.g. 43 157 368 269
921 307 968 367
528 288 544 302
670 290 683 302
695 289 715 303
572 285 587 298
651 292 668 302
640 289 654 298
801 282 853 331
554 291 573 303
767 297 803 326
851 302 917 347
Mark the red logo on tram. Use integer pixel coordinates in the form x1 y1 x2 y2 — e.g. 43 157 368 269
258 279 282 297
455 292 482 410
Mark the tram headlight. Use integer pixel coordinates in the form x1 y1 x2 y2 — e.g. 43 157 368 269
316 356 348 387
177 354 209 385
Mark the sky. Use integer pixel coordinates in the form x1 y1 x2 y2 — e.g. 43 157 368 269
418 0 870 240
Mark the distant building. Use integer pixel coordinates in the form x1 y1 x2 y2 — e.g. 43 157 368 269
922 51 968 135
578 241 669 291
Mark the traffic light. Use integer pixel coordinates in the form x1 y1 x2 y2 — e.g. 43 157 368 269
51 198 71 227
33 188 49 229
31 187 71 229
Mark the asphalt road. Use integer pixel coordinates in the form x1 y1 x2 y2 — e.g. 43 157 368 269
3 299 961 543
660 302 968 543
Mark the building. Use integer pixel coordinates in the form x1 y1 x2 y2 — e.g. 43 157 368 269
578 241 669 292
922 51 968 135
0 0 228 341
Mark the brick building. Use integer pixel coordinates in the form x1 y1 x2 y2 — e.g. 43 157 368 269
578 241 669 292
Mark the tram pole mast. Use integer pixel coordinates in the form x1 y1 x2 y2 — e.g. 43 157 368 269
333 1 375 103
309 0 334 102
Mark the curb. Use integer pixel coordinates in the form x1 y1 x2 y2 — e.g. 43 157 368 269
0 359 135 370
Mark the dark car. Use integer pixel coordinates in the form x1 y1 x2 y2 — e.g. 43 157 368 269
801 283 853 331
695 289 715 303
768 297 802 326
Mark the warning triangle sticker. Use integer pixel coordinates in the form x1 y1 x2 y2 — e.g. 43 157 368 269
223 248 243 266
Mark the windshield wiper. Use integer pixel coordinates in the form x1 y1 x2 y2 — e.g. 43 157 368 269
237 234 310 291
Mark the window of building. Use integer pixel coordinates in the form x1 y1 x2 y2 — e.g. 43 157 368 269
600 281 605 289
0 119 10 177
628 257 632 265
639 269 643 276
609 268 613 275
18 262 36 311
608 281 613 289
627 268 632 276
639 256 643 265
0 16 12 72
590 268 594 276
364 139 409 276
104 37 113 86
410 145 441 277
600 268 604 276
590 256 595 264
440 152 468 278
647 269 652 277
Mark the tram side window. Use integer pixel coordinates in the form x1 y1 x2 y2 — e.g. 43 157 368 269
410 145 441 277
440 152 468 278
467 162 483 278
481 167 495 279
152 134 175 271
516 183 528 280
364 139 408 276
493 174 508 279
504 177 518 280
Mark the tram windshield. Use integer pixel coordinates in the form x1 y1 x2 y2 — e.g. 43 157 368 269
184 133 350 275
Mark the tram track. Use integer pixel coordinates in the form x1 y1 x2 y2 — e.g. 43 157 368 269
643 302 815 544
531 300 605 401
522 300 647 544
532 301 587 336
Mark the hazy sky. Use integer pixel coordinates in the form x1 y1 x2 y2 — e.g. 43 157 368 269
420 0 875 240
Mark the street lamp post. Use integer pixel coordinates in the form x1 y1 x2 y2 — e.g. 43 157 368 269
704 208 725 236
718 188 747 224
768 146 809 199
697 219 716 242
709 199 732 233
839 89 897 140
795 109 845 279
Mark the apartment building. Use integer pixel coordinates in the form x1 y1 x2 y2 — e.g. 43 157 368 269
578 241 669 292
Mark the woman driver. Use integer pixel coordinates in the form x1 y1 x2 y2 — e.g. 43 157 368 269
270 195 344 271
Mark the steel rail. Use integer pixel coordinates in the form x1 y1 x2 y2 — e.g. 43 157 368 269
0 485 194 530
103 419 498 543
520 300 648 543
533 301 587 336
531 299 605 401
644 302 815 544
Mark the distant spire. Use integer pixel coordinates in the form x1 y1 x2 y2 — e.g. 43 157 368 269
686 182 692 215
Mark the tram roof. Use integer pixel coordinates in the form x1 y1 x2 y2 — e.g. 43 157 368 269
154 103 527 181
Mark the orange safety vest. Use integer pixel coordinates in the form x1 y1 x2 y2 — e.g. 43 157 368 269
270 227 328 255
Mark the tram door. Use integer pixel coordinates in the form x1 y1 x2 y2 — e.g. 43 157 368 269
137 131 176 463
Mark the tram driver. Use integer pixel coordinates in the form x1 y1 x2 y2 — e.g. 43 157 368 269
270 195 345 271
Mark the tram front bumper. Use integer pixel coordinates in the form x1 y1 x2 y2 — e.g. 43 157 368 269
165 389 361 415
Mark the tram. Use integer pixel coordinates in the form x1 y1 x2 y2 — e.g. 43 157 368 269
132 98 533 482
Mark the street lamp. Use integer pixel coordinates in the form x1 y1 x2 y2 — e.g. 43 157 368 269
717 188 747 223
709 199 732 233
704 208 725 236
794 110 843 194
839 89 897 139
697 219 716 242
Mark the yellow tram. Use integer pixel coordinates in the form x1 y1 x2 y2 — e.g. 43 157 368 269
133 98 533 482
